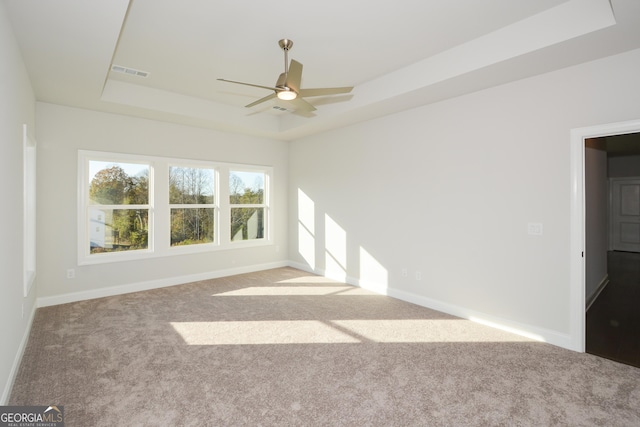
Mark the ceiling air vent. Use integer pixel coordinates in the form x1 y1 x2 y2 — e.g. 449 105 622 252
111 64 149 78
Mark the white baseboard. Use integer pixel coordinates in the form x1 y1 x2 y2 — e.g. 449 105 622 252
287 261 317 275
586 274 609 311
288 261 574 351
380 284 572 349
37 261 289 308
1 303 37 405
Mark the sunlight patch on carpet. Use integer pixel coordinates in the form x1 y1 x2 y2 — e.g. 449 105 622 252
332 319 535 343
171 321 361 345
277 276 340 284
171 318 534 345
213 286 355 296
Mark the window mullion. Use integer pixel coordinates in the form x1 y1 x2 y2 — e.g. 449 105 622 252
154 161 169 252
218 166 231 245
88 204 150 210
169 204 215 209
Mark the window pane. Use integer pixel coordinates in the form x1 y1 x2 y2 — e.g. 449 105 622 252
231 208 264 241
170 166 214 204
90 208 148 253
171 208 214 246
229 171 264 204
89 161 149 205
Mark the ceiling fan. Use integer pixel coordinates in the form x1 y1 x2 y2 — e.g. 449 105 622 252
218 39 353 112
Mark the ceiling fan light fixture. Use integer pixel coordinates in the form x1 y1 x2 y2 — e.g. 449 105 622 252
277 89 297 101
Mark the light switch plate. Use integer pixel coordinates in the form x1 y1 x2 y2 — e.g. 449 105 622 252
528 223 543 235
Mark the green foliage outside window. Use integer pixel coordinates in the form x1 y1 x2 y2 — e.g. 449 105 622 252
170 208 214 246
90 165 148 205
89 165 149 253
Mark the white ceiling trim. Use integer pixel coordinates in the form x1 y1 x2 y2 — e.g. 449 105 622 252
280 0 616 135
101 79 280 134
99 0 615 140
6 0 637 141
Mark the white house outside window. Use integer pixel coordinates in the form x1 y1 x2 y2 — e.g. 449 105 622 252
230 170 267 242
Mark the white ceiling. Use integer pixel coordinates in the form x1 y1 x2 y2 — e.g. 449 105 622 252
4 0 640 141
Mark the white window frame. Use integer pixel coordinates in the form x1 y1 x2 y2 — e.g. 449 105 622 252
23 124 36 297
229 167 270 244
168 162 219 251
78 150 273 265
78 151 154 265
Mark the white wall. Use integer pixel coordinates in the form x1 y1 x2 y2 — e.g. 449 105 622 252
0 2 36 403
288 48 640 349
36 103 289 303
585 142 608 304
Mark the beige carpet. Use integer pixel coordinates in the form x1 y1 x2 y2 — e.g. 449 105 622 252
10 267 640 426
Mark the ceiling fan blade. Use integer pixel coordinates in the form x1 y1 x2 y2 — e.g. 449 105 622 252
285 60 303 92
245 93 276 108
289 96 317 112
218 78 278 92
299 87 353 97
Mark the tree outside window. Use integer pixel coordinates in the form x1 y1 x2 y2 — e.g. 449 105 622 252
169 166 215 246
88 162 149 253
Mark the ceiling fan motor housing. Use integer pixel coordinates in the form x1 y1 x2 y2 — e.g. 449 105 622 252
276 72 288 89
275 72 297 100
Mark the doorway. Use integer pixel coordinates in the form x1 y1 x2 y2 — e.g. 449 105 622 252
569 119 640 355
584 131 640 368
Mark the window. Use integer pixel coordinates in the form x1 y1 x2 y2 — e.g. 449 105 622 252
78 151 272 264
230 170 267 242
169 166 216 246
87 160 150 254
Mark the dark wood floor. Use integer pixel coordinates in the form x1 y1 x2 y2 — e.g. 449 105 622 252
586 251 640 368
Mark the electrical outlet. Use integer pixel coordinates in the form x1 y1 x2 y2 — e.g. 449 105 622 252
416 271 422 281
66 269 75 279
401 268 408 277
